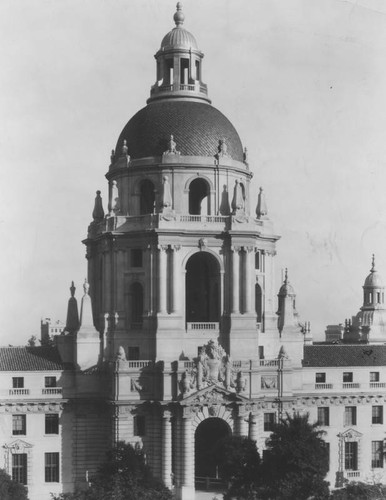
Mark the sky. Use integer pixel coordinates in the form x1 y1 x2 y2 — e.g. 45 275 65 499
1 0 386 345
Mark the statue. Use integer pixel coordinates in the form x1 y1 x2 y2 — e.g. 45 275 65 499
116 346 126 361
163 134 180 155
122 139 129 156
236 371 247 393
180 370 195 396
218 138 229 157
110 180 120 215
83 279 90 295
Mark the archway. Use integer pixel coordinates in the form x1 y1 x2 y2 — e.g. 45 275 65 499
185 252 220 322
189 178 210 215
195 417 231 480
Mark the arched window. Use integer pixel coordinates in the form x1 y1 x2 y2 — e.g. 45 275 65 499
188 178 210 215
185 252 220 322
129 282 143 326
140 180 155 215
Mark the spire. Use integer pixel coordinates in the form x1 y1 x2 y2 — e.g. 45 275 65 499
173 2 185 26
256 187 268 219
92 190 105 222
65 281 79 334
76 279 101 370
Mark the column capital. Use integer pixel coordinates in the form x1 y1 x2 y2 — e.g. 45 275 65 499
182 407 194 419
158 244 169 252
172 244 181 252
231 245 242 253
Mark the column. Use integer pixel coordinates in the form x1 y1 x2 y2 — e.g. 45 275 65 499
172 245 181 314
158 245 168 314
235 406 248 437
244 247 254 314
182 415 194 489
231 247 240 314
249 414 258 443
162 411 173 489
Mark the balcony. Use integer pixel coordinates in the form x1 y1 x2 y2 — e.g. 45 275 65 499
370 382 386 389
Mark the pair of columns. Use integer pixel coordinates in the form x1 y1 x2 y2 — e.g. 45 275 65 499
231 246 255 314
158 245 181 315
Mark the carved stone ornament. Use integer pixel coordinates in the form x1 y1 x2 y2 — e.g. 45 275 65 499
163 134 180 155
180 339 248 397
198 238 207 250
4 439 33 453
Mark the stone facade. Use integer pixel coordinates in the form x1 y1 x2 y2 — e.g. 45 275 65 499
1 4 386 500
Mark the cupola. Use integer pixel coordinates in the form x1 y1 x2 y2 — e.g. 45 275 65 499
362 255 385 309
148 2 210 104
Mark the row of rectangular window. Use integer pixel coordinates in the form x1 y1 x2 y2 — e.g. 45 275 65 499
317 406 383 426
316 372 380 383
12 452 59 485
12 376 57 388
12 414 59 435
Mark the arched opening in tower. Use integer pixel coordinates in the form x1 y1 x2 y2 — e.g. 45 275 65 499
129 282 143 326
255 283 262 323
185 252 220 323
189 178 210 215
194 417 231 485
139 179 155 215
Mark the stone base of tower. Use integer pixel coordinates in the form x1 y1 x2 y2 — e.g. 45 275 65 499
228 314 259 358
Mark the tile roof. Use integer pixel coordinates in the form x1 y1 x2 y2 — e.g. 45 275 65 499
0 347 66 371
303 344 386 367
116 100 244 161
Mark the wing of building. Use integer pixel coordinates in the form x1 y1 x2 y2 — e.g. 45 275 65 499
1 4 385 500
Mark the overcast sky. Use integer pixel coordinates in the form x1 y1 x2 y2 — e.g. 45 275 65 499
1 0 386 346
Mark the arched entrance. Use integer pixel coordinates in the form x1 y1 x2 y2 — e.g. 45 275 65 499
195 417 231 487
185 252 220 323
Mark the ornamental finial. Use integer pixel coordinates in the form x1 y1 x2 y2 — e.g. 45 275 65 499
371 254 376 272
284 268 288 283
174 2 185 27
70 281 76 298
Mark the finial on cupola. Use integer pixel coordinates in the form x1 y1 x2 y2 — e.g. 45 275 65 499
70 281 76 297
371 253 376 272
92 190 105 222
174 2 185 26
256 187 268 219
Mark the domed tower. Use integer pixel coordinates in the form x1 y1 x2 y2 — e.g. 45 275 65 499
84 3 279 362
352 255 386 343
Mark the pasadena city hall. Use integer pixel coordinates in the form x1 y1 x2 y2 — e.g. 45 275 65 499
1 4 386 500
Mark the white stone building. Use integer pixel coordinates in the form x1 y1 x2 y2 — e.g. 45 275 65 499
1 4 386 500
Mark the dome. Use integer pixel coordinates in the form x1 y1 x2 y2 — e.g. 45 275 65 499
161 27 199 51
115 100 244 161
364 255 384 288
364 271 384 288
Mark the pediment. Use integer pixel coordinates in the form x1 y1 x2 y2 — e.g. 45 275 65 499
181 383 249 406
4 439 33 452
339 428 363 440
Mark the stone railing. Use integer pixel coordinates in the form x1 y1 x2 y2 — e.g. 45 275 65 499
186 322 219 331
259 359 279 367
370 382 386 389
315 383 333 390
42 388 62 395
8 389 29 396
343 383 360 389
346 471 360 478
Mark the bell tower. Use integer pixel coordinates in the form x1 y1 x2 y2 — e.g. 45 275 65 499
84 3 280 362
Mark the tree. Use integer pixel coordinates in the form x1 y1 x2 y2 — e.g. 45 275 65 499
0 469 29 500
213 436 261 500
51 442 172 500
259 412 330 499
27 335 37 347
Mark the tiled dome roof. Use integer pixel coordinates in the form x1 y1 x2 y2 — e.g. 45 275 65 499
116 100 244 161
